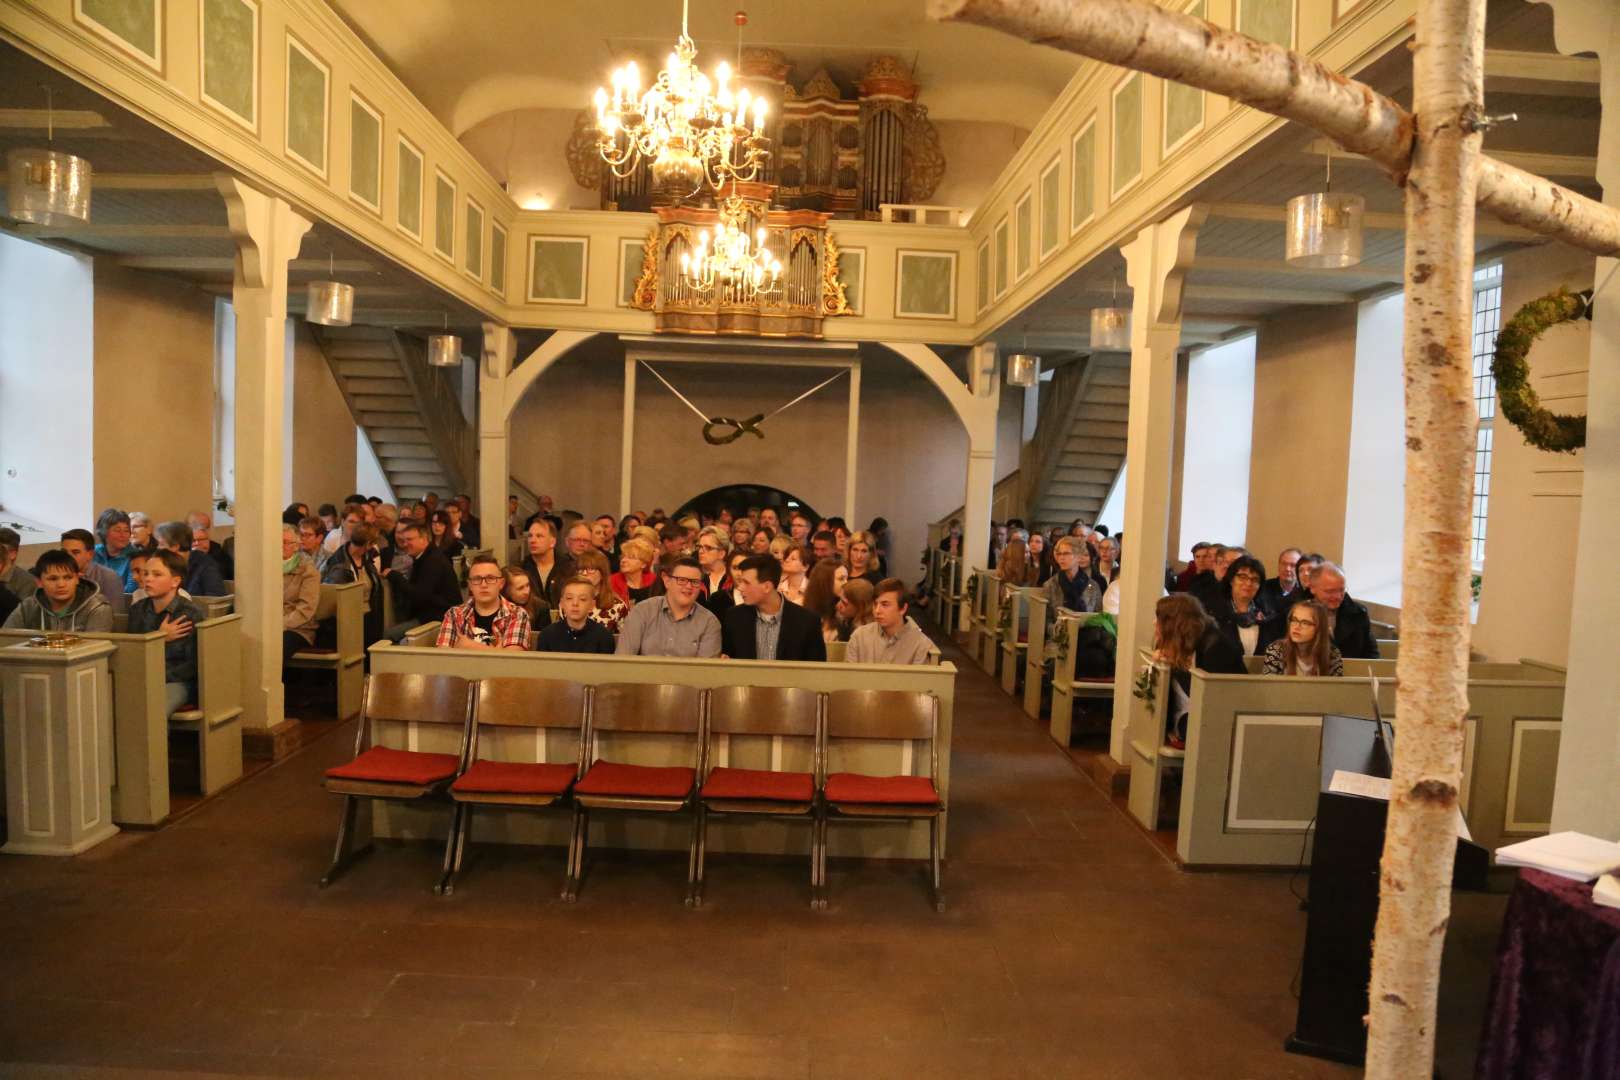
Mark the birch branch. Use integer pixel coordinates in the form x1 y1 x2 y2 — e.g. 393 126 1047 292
929 0 1620 257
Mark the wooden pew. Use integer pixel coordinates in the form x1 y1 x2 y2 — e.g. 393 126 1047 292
167 614 245 795
363 644 959 862
1046 610 1113 745
401 620 442 648
938 554 964 637
1172 660 1567 867
826 640 848 662
1023 594 1051 720
287 582 365 721
998 585 1039 695
1124 652 1178 832
193 593 235 620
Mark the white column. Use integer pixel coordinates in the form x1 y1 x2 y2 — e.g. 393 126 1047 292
960 342 1000 626
845 358 861 523
620 355 637 518
478 323 514 565
1540 0 1620 838
1110 206 1206 764
215 176 311 738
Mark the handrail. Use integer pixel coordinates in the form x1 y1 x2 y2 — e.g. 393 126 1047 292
1026 359 1097 515
393 332 475 496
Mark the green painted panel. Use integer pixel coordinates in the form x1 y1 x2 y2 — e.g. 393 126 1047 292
1165 7 1206 153
434 174 455 258
1014 195 1032 278
397 142 422 237
993 222 1009 296
1240 0 1293 47
1112 73 1142 194
839 250 864 314
619 239 640 304
976 243 990 311
530 239 586 302
898 252 954 318
79 0 159 61
349 98 381 208
286 41 327 172
491 228 508 294
1072 125 1096 227
201 0 255 124
463 202 484 277
1039 163 1060 254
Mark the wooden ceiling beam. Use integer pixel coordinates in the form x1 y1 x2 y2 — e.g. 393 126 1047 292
1192 255 1406 281
1301 138 1596 181
118 256 375 273
1205 201 1544 240
11 223 231 239
0 172 219 191
1483 49 1601 97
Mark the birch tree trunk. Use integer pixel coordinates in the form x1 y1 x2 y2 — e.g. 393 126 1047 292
1366 1 1485 1073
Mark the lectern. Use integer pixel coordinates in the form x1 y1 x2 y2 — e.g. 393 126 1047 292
1285 716 1487 1065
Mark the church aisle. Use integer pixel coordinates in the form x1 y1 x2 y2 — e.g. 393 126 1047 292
0 644 1497 1078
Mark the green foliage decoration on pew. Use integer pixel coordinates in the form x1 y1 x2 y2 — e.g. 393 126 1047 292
1131 662 1158 712
1491 287 1591 454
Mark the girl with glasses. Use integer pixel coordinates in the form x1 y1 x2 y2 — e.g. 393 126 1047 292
1262 600 1343 677
573 548 628 635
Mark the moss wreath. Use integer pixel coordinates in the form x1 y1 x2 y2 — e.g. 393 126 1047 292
1491 287 1592 454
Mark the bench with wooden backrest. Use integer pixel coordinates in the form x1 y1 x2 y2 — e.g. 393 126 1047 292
998 585 1040 695
1023 594 1050 720
1124 651 1178 832
288 582 365 720
977 574 1004 674
167 613 245 796
1046 609 1113 746
938 554 965 637
363 644 958 864
192 593 235 620
1169 659 1567 868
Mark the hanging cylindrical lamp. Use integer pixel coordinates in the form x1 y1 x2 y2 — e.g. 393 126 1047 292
427 314 461 367
1285 151 1365 269
1006 352 1039 388
6 88 92 226
1090 273 1131 351
305 252 353 326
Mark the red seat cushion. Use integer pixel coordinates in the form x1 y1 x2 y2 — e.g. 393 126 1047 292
325 745 460 786
451 759 576 796
701 766 814 802
824 772 939 806
573 761 695 799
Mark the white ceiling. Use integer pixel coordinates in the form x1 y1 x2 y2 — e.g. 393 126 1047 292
325 0 1083 136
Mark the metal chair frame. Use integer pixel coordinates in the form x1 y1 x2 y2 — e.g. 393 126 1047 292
820 690 946 912
564 682 707 903
436 676 589 896
692 685 823 909
320 672 473 888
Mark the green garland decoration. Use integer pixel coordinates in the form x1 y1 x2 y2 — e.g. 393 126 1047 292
1491 287 1592 454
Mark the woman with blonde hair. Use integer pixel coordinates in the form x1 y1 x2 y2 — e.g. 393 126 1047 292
845 530 882 585
803 557 847 642
610 537 660 605
1262 600 1343 677
572 548 628 635
835 577 875 641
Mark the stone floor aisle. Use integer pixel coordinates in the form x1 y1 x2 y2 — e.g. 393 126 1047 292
0 639 1504 1078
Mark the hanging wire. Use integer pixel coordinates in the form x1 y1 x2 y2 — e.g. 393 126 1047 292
759 368 848 423
640 360 850 427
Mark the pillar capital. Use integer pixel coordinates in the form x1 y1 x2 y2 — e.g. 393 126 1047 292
1121 204 1207 333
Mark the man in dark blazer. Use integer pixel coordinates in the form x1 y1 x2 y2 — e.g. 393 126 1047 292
722 554 826 662
383 521 463 639
1309 561 1380 659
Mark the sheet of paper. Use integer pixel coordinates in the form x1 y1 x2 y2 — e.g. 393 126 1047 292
1496 831 1620 880
1329 770 1391 801
1594 874 1620 910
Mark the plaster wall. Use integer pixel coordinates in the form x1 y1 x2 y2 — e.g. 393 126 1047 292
507 340 1006 584
289 322 359 505
1472 243 1595 667
1244 302 1359 572
91 261 218 523
0 233 94 531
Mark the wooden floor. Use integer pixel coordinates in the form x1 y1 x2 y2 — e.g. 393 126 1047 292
0 636 1506 1078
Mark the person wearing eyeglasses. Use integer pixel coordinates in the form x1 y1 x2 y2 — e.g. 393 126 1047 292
615 555 721 658
694 526 734 620
434 553 531 651
1262 600 1344 676
1212 555 1273 657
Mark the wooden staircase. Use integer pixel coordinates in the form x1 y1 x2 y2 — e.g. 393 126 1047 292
311 325 474 504
1025 354 1130 532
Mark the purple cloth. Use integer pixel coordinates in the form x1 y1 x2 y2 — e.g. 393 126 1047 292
1476 869 1620 1079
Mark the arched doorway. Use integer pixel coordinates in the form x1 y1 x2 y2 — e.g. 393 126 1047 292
674 484 820 525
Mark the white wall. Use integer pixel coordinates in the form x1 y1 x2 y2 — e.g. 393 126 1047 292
0 232 94 530
1343 290 1406 607
1177 335 1255 549
357 428 394 503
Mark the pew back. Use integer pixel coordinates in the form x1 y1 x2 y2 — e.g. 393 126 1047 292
1178 662 1567 867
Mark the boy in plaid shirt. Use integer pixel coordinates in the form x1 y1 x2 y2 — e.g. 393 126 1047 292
436 553 531 650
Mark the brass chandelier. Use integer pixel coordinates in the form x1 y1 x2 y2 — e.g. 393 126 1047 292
591 2 771 196
680 195 782 305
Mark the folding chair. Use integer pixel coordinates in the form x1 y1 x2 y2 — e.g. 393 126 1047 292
436 676 589 896
821 689 946 911
693 685 821 909
564 682 705 903
319 673 472 887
